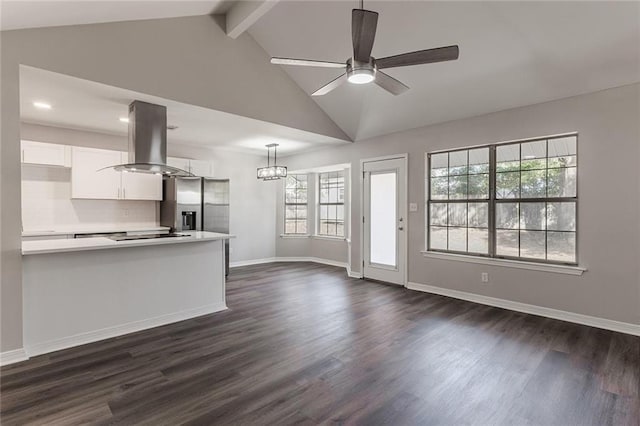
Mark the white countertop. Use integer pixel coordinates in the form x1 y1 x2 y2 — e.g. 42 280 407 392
22 225 171 237
22 231 234 255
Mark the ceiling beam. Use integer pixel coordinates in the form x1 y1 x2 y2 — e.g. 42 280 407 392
225 1 279 39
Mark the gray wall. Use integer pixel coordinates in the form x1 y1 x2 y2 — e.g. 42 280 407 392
278 84 640 325
1 15 333 353
20 123 277 264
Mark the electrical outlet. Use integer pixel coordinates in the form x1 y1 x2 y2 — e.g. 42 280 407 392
409 203 418 212
481 272 489 283
123 209 130 217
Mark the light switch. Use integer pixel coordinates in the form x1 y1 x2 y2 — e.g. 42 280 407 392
409 203 418 212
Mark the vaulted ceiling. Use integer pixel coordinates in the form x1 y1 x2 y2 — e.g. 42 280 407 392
249 1 640 141
3 1 639 143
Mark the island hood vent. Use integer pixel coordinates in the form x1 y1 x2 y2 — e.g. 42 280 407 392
108 100 193 177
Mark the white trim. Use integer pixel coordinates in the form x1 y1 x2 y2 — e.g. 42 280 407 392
422 251 585 276
25 303 227 357
347 269 363 279
230 256 349 271
230 257 278 267
279 234 311 239
0 348 29 366
275 257 347 269
312 235 347 241
360 154 409 286
428 131 579 154
406 282 639 336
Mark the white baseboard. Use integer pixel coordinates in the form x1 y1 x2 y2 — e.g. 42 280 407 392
275 257 347 269
25 303 228 357
0 348 29 366
407 282 640 336
231 256 348 270
347 269 363 279
230 257 277 268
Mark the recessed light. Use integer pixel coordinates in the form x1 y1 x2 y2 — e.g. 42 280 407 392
33 101 52 110
119 117 129 123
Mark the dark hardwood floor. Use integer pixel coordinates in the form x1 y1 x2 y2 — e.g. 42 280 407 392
1 262 638 425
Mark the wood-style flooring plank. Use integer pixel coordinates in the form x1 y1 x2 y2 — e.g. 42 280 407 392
1 262 638 425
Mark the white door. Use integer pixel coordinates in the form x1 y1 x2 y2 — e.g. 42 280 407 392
71 147 122 199
120 153 163 200
363 157 407 285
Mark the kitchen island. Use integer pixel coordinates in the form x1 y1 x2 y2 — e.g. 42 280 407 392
22 231 233 356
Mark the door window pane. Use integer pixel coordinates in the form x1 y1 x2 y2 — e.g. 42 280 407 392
369 172 396 266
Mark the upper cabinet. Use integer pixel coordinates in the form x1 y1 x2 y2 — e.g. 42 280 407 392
71 147 162 200
168 156 214 177
21 141 71 167
71 147 122 199
120 166 162 201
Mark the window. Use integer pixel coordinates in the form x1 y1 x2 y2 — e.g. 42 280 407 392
318 171 345 237
284 174 308 234
427 134 577 265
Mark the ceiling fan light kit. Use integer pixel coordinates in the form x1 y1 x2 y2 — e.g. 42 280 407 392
270 4 459 96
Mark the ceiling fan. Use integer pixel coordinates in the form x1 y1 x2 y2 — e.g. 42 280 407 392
270 1 459 96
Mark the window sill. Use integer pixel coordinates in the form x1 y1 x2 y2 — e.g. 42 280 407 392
280 234 310 239
421 251 586 276
312 235 347 242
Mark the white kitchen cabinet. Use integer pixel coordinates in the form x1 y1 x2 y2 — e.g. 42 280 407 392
72 147 121 199
71 147 162 201
167 156 213 177
120 167 162 200
22 141 71 167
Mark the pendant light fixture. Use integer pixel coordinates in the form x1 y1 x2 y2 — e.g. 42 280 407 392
257 143 287 181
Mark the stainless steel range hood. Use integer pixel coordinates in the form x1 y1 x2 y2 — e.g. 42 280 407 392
109 100 192 177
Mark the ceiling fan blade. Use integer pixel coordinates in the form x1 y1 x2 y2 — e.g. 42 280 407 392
271 57 346 68
352 9 378 63
312 74 348 96
374 71 409 96
376 45 459 69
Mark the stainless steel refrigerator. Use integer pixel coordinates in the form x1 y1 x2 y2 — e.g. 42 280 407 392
202 178 230 276
161 177 230 275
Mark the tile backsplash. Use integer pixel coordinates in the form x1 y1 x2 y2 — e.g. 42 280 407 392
21 164 158 231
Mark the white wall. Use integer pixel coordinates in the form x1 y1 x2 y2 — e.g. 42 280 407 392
278 84 640 326
21 165 157 231
20 123 276 263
